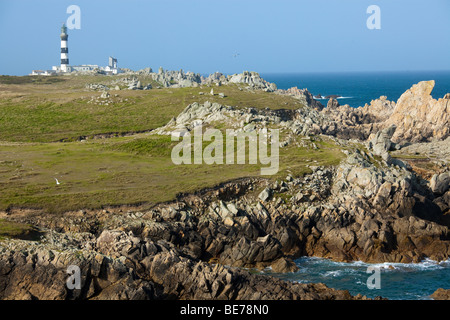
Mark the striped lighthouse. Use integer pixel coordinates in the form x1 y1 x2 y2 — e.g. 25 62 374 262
60 23 69 72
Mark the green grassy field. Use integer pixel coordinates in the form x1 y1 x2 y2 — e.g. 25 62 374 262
0 75 345 213
0 75 304 142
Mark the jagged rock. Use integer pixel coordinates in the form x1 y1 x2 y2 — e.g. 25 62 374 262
218 234 283 267
319 96 396 140
258 188 272 202
327 98 340 109
373 181 392 207
385 81 450 143
243 123 256 132
369 125 396 153
430 172 450 195
149 69 202 88
137 67 153 75
0 228 367 300
86 83 110 91
228 71 277 92
140 250 358 300
318 80 449 144
100 91 110 99
277 87 323 109
0 239 156 300
270 257 299 273
153 101 309 137
431 288 450 300
391 137 450 164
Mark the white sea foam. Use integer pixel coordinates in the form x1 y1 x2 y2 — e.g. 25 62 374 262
314 96 353 100
292 279 310 284
323 270 343 278
298 256 450 272
273 256 450 300
363 258 449 272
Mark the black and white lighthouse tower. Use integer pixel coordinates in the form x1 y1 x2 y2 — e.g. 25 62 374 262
60 23 69 72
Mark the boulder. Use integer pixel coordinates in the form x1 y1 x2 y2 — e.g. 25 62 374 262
258 188 272 202
327 98 340 109
369 125 397 156
430 172 450 195
100 91 110 99
270 257 299 273
431 288 450 300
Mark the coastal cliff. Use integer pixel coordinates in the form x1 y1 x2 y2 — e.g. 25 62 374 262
0 74 448 300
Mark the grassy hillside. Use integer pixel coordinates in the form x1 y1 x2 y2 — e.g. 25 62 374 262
0 75 345 213
0 75 304 143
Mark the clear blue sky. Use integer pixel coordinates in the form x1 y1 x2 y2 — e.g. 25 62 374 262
1 0 449 75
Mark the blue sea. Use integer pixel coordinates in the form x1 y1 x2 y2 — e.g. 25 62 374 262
270 257 450 300
262 71 450 108
261 71 450 300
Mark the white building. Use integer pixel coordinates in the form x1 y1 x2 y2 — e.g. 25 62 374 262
102 57 120 75
31 70 56 76
72 64 99 72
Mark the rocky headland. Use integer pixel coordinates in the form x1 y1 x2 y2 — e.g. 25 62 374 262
0 71 449 300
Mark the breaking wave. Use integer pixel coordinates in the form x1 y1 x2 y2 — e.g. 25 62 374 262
270 256 450 300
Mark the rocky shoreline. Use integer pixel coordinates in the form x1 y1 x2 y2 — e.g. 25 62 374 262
0 74 449 300
0 176 380 300
1 146 448 299
0 232 371 300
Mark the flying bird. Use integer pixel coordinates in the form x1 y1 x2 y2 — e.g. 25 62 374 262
54 178 60 185
233 53 240 58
